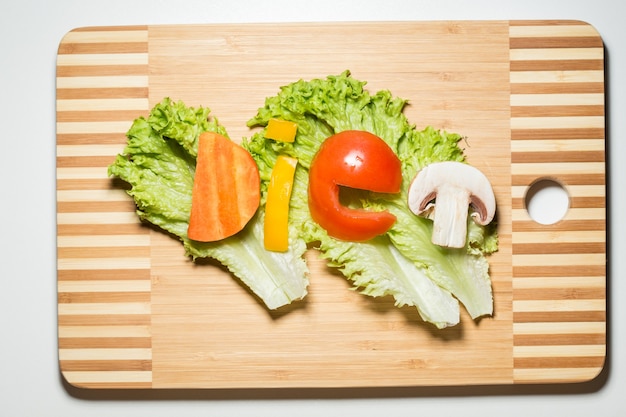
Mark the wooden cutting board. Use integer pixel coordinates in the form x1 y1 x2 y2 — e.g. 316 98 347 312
56 20 606 389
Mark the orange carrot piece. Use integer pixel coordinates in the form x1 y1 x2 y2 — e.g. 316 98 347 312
187 132 260 242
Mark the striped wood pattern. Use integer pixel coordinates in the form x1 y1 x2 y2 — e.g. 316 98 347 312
56 26 153 388
56 21 605 389
509 20 606 383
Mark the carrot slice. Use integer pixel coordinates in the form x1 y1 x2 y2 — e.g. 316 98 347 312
187 132 260 242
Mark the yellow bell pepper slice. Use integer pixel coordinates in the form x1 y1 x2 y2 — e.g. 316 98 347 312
264 155 298 252
264 118 298 143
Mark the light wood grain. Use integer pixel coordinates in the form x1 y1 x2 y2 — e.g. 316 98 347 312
56 20 606 389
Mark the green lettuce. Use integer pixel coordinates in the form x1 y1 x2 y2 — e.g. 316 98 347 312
108 97 309 310
108 72 498 328
245 71 498 327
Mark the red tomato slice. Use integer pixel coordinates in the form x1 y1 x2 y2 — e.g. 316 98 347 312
308 130 402 241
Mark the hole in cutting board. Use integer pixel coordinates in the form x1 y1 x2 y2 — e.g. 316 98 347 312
524 179 570 225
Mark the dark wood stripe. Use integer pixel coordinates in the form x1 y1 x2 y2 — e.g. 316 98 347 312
511 60 604 71
514 287 606 301
57 201 136 213
57 246 150 259
58 42 148 55
57 133 130 145
60 359 152 372
512 242 605 255
510 37 603 49
511 150 605 163
514 356 605 368
57 179 118 191
57 87 149 100
57 65 148 77
513 310 606 323
58 269 151 281
512 219 605 232
511 127 604 140
512 174 605 187
514 333 605 346
57 110 141 123
57 223 149 236
58 314 151 326
511 83 604 94
59 292 150 304
513 265 605 277
59 337 151 349
511 105 604 117
57 156 118 168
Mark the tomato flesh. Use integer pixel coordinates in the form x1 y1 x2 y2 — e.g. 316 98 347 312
308 130 402 241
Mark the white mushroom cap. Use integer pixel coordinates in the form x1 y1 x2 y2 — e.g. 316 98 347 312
407 161 496 248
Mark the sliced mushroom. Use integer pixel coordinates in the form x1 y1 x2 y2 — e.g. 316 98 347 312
407 161 496 248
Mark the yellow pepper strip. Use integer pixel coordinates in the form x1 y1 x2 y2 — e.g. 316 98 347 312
264 118 298 142
264 155 298 252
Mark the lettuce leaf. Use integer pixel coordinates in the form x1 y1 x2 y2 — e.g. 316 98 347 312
108 72 498 327
386 126 498 319
108 97 309 310
246 71 498 327
246 130 460 328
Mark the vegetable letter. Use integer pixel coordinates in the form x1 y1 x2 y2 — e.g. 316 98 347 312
264 118 298 142
187 132 260 242
407 161 496 248
264 155 298 252
308 130 402 241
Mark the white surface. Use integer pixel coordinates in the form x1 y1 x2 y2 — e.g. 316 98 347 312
1 0 623 416
526 180 570 225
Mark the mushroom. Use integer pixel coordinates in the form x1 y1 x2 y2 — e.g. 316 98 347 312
407 161 496 248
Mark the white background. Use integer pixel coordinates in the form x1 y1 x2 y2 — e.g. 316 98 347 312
1 0 623 416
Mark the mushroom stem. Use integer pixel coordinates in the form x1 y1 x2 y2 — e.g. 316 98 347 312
407 161 496 249
431 185 470 248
